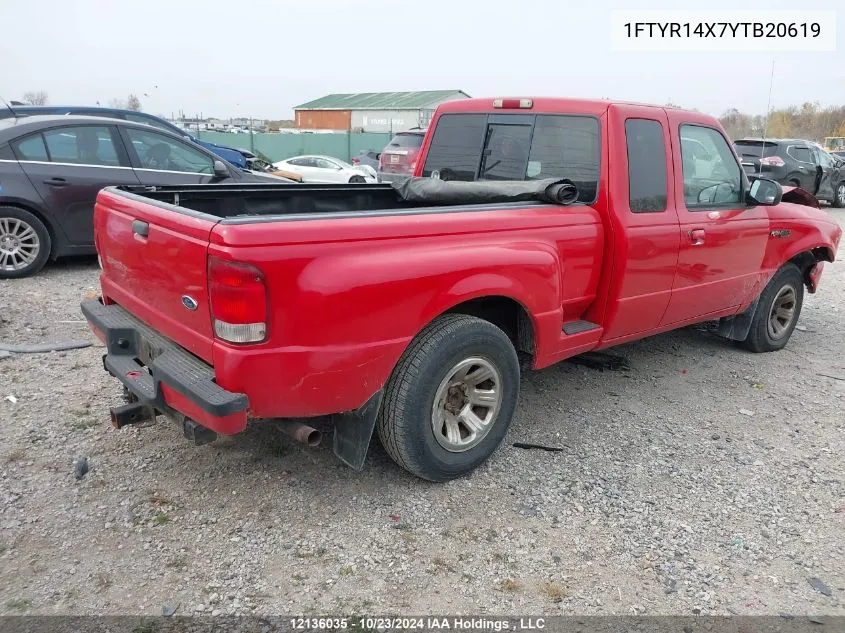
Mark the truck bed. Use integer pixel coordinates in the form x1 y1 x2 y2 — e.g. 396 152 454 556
112 177 579 223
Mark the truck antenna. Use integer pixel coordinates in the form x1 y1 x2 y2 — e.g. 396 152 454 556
758 60 776 174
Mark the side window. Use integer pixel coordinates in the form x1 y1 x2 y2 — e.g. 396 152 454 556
680 124 742 208
42 126 121 166
787 146 814 164
528 115 600 203
125 113 180 135
125 128 214 174
625 119 667 213
12 134 49 161
421 113 487 181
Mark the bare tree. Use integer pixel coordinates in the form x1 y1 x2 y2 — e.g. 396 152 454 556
22 91 49 105
106 94 142 111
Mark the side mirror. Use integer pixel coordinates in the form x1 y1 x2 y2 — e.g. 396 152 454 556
212 160 229 179
747 178 782 206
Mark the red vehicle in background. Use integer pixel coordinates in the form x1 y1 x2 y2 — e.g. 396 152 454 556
82 96 841 482
377 130 426 182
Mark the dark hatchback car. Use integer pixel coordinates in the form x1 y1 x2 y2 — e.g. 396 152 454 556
0 104 251 169
734 138 845 208
0 115 291 278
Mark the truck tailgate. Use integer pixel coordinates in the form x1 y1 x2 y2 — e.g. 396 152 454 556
95 188 218 362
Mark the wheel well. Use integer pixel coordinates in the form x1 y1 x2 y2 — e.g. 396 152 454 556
789 248 834 288
444 296 535 359
0 203 58 258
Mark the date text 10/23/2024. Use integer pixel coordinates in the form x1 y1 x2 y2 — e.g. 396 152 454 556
290 617 547 631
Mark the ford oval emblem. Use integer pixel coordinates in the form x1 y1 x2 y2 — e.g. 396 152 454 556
181 295 198 311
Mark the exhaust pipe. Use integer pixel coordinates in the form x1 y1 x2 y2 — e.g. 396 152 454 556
278 419 322 447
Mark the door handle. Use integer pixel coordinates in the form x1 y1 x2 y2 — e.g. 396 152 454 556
688 229 706 246
43 177 68 187
132 220 149 237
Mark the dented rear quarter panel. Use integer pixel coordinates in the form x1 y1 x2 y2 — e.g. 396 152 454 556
209 205 603 417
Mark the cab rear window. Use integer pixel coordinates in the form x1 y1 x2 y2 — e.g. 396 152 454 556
421 113 600 203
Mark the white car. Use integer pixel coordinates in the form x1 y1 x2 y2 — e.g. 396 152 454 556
272 155 377 184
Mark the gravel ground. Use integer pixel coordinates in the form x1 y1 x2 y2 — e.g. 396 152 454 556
1 210 843 617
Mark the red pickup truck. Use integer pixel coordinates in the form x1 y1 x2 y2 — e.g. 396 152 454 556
81 97 842 482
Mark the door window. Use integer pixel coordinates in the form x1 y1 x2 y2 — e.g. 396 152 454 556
126 128 215 174
315 157 339 170
39 126 122 166
787 146 814 164
816 148 835 168
12 135 49 161
680 125 742 208
625 119 667 213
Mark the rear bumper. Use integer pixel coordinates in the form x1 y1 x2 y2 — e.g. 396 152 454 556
80 299 249 434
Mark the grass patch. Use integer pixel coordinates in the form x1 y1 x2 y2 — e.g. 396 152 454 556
165 555 188 570
539 581 567 602
148 493 173 507
392 521 412 531
498 579 521 592
339 565 355 576
431 556 455 573
94 572 113 591
152 511 170 526
6 598 32 611
5 448 26 463
73 418 99 430
291 572 307 582
133 620 159 633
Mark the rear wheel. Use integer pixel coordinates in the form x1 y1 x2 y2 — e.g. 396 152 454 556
833 181 845 208
376 314 520 482
740 263 803 353
0 207 51 279
349 175 366 184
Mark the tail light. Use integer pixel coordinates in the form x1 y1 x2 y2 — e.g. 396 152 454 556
760 156 785 167
208 256 267 344
351 157 360 165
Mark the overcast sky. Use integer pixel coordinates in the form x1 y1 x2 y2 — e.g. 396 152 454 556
2 0 842 120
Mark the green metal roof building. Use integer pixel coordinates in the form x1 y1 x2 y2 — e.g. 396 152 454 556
294 90 470 133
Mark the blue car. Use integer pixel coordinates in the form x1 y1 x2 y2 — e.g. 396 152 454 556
0 104 250 168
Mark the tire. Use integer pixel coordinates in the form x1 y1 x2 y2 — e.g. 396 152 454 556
376 314 520 482
0 207 51 279
349 175 366 184
740 263 804 353
833 181 845 208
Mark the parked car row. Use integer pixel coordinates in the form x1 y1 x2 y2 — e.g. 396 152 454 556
734 137 845 208
0 115 295 278
0 105 274 171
